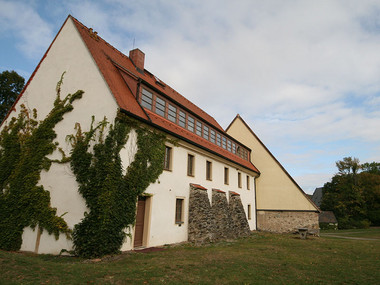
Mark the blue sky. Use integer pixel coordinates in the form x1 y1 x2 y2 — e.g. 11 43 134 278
1 0 380 193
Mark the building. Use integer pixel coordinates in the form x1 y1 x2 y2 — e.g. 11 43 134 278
1 16 260 254
226 115 320 233
311 187 324 207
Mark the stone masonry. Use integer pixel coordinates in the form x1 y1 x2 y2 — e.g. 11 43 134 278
257 210 319 233
188 184 250 244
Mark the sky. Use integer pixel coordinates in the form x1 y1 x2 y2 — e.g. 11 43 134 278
1 0 380 194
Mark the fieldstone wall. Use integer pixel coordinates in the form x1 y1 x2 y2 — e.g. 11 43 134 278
188 185 215 243
188 184 250 244
228 192 251 237
212 189 232 240
257 210 319 233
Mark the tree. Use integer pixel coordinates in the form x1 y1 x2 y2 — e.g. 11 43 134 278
0 70 25 123
321 157 380 228
336 156 360 175
361 162 380 175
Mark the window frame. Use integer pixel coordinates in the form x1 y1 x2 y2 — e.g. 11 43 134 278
247 175 250 190
163 146 172 171
155 96 166 117
206 160 212 181
179 110 186 128
238 172 242 188
187 115 195 132
224 167 229 185
196 121 202 136
187 154 195 177
168 103 177 123
141 88 153 110
175 198 185 224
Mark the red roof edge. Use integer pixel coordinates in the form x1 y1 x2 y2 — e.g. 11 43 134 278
212 189 226 193
190 183 207 190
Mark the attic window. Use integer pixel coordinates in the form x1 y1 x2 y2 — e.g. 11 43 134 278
141 89 153 110
227 140 232 152
210 129 216 144
168 104 177 123
196 121 202 136
179 110 186 128
187 116 195 132
155 96 166 117
203 125 209 140
222 137 227 149
216 133 221 146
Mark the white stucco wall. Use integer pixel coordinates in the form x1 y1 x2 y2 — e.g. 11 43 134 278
121 139 257 250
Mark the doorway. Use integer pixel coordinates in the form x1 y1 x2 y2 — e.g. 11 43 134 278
134 196 146 247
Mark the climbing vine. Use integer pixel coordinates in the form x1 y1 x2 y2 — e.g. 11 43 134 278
68 111 166 258
0 73 83 251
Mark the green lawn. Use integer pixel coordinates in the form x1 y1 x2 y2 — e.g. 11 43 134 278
321 227 380 239
1 229 379 284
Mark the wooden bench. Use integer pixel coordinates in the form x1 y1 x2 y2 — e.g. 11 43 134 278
298 228 308 239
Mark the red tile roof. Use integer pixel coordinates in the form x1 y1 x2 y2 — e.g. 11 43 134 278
70 16 259 174
190 184 208 190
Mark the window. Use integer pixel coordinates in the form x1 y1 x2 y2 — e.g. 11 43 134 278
210 129 216 144
203 125 209 140
243 149 248 160
247 204 251 220
155 96 166 117
168 104 177 123
163 146 172 170
232 143 236 154
206 161 212 180
196 121 202 136
216 133 221 146
175 198 184 224
141 89 153 110
247 175 250 190
179 110 186 128
224 167 229 185
187 116 195 132
237 146 242 157
187 154 194 176
227 140 232 152
222 137 227 149
238 172 242 188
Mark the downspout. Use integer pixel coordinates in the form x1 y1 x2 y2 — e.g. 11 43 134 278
254 177 258 231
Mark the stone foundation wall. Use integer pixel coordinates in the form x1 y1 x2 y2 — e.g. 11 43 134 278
257 210 319 233
188 185 250 243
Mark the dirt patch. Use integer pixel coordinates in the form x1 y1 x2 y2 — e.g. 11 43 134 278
133 247 167 253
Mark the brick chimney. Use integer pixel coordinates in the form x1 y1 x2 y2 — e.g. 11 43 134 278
129 48 145 73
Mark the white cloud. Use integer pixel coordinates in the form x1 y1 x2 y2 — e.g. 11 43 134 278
0 0 54 59
3 0 380 190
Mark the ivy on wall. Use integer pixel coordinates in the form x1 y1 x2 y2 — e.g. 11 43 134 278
68 112 166 258
0 74 83 251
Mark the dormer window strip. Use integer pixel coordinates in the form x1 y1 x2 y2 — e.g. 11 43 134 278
140 87 250 161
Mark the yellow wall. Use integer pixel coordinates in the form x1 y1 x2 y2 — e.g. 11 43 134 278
226 116 318 211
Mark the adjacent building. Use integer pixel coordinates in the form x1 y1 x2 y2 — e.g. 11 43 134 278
226 115 320 233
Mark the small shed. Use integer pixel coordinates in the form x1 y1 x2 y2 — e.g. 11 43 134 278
319 211 338 230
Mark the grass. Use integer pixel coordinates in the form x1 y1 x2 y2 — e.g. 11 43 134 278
1 229 379 284
321 227 380 239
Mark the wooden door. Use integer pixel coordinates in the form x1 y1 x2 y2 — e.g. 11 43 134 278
134 196 146 247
